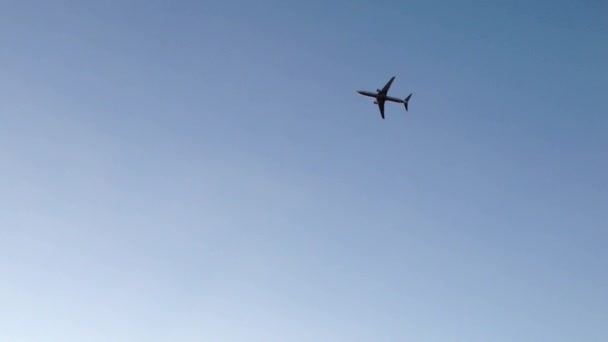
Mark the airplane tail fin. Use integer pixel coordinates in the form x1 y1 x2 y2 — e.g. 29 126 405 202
403 93 412 111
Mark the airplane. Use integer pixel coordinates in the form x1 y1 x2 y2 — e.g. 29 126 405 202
357 76 412 119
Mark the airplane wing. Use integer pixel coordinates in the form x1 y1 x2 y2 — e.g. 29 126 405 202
377 100 385 119
380 76 396 94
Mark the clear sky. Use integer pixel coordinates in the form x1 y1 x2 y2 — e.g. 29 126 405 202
1 0 607 341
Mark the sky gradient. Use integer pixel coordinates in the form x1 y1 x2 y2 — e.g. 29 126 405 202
2 0 607 341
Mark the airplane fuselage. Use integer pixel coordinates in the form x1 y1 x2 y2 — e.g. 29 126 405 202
357 90 378 98
357 90 404 103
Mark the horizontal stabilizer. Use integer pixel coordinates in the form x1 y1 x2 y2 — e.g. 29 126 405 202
403 93 412 111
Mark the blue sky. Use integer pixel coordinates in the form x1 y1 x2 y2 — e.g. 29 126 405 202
1 0 607 340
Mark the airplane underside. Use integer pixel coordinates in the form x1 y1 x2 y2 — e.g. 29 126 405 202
357 76 412 119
